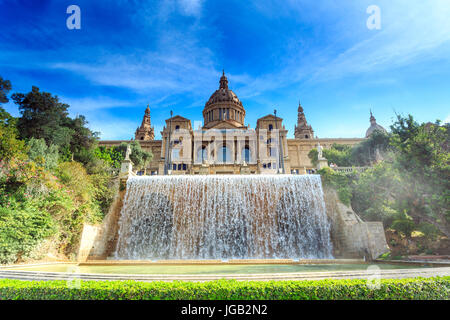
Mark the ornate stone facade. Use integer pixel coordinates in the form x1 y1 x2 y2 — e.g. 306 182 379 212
134 104 155 141
294 102 314 139
203 71 247 130
100 72 375 175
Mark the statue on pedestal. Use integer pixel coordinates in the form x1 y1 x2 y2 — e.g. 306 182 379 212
125 144 132 161
316 142 329 170
317 143 324 160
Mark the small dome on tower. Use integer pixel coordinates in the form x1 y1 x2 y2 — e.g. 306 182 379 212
365 111 387 137
205 71 243 107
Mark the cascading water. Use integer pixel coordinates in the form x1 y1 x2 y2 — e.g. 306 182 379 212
114 175 333 260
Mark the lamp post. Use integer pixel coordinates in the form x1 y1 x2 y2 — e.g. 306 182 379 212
166 110 173 175
274 109 285 174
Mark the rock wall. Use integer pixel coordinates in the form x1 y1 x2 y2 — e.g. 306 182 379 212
77 189 126 261
323 188 389 260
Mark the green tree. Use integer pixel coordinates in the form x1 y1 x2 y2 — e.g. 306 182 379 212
12 87 99 163
0 77 18 130
12 86 72 147
350 130 391 166
318 167 353 206
68 115 99 163
317 115 449 241
389 115 449 237
0 76 12 104
308 148 319 167
324 144 352 167
308 144 352 167
117 141 153 171
94 146 124 169
0 107 27 163
27 138 59 170
351 162 402 226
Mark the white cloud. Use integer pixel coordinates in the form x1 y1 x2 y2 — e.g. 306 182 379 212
50 1 217 98
312 2 450 80
62 96 136 112
50 52 219 99
178 0 203 17
238 1 450 94
444 114 450 124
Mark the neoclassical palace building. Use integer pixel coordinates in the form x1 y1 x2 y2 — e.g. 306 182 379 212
100 72 384 175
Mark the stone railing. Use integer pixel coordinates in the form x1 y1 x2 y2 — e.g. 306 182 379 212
332 167 369 173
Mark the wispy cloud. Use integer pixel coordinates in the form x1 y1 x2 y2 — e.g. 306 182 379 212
2 1 448 139
237 0 450 94
309 1 450 81
178 0 203 17
50 51 217 95
62 96 136 112
445 115 450 124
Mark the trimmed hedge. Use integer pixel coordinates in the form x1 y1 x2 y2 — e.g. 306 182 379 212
0 277 449 300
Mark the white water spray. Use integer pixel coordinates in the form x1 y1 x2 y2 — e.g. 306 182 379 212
114 175 333 260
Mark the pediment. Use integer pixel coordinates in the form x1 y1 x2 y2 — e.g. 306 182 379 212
207 121 244 130
167 115 190 122
257 114 283 121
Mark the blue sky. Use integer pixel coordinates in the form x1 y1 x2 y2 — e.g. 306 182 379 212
1 0 449 140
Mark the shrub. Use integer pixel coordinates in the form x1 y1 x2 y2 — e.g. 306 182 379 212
0 277 448 300
27 138 59 170
391 219 415 237
0 206 54 264
417 223 441 240
318 168 353 206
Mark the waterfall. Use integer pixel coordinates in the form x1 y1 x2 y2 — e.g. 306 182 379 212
114 175 333 260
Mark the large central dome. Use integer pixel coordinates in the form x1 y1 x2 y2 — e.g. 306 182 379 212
203 71 246 129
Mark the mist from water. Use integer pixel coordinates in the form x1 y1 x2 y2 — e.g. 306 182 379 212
114 175 333 260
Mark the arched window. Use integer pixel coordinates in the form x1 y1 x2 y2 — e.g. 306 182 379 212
218 145 231 163
242 146 251 163
268 124 273 131
197 146 207 162
175 125 180 131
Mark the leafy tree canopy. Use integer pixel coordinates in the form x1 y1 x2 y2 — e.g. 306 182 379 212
0 105 26 163
117 141 153 171
350 130 391 166
308 144 352 167
94 146 124 169
319 115 449 239
12 86 99 161
0 76 12 104
388 115 449 237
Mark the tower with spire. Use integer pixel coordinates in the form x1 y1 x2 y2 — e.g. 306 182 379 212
219 69 228 90
135 104 155 141
365 110 386 138
294 101 314 139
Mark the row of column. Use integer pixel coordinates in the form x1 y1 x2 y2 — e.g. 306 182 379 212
193 139 256 164
204 108 243 123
